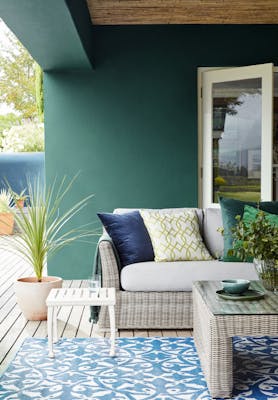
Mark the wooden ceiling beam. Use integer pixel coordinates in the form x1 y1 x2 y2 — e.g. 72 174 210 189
87 0 278 25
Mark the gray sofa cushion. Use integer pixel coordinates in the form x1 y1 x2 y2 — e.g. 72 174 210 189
120 260 258 291
114 207 204 233
203 207 224 259
113 207 223 260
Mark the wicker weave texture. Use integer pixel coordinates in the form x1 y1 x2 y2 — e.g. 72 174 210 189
98 241 192 329
99 241 120 290
99 290 193 329
193 282 278 398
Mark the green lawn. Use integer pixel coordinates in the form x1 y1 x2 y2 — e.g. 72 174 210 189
216 191 260 202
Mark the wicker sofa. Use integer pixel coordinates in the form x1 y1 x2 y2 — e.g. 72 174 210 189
97 207 258 330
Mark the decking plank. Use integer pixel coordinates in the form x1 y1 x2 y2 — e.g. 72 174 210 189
119 330 134 337
148 330 162 337
62 281 88 338
0 319 41 374
134 330 148 337
162 330 178 337
75 281 93 338
75 306 93 338
33 321 47 338
56 280 76 338
178 329 193 337
0 314 34 364
0 304 22 342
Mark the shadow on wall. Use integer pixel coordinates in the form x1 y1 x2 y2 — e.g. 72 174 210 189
0 152 45 194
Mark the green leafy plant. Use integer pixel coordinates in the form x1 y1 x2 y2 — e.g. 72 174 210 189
0 189 13 213
228 209 278 262
228 209 278 291
2 176 95 281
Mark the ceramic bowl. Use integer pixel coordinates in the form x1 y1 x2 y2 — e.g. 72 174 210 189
221 279 250 294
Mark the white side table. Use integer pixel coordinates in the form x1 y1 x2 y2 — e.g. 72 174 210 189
46 287 116 358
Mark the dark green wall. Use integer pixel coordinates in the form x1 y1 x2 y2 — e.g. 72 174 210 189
0 0 93 70
45 25 278 278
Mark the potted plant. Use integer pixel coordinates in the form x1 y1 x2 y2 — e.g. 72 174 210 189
1 176 95 320
13 188 27 209
0 189 14 235
228 207 278 291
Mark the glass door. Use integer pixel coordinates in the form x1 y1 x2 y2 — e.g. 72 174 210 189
202 63 273 207
273 72 278 200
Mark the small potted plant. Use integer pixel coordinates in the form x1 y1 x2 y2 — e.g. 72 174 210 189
13 189 27 209
1 175 96 320
229 207 278 291
0 189 14 235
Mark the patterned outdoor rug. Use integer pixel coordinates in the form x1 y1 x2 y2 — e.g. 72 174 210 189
0 336 277 399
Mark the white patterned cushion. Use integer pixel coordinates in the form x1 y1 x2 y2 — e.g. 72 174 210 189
140 210 212 262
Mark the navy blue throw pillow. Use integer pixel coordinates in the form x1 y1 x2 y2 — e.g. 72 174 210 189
97 211 154 267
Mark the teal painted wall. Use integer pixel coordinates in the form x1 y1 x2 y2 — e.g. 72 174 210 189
0 0 93 70
45 25 278 278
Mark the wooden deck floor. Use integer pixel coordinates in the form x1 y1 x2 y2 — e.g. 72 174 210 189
0 241 192 374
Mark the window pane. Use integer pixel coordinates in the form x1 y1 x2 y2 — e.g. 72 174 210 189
212 78 262 203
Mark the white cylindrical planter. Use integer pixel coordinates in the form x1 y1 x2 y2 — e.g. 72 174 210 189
14 276 63 320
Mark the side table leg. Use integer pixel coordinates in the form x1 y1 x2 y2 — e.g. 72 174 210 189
209 336 233 398
193 289 233 398
108 305 116 357
53 306 58 343
47 306 55 358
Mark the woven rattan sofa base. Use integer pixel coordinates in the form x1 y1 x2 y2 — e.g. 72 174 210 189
97 240 193 329
98 290 193 329
193 281 278 399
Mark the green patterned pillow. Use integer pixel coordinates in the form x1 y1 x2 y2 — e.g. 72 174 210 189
140 210 213 262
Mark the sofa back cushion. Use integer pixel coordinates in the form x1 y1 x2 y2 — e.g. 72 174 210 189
203 208 224 259
98 211 154 266
140 209 212 262
114 208 224 260
114 208 204 231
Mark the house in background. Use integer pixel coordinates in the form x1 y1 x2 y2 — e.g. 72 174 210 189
1 0 278 279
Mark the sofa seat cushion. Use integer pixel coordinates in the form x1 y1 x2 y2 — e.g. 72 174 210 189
120 260 258 291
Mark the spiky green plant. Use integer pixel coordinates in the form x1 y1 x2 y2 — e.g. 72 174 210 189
0 189 13 213
2 176 95 281
12 188 27 201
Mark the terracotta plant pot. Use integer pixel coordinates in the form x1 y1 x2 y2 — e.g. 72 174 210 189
14 276 63 320
0 212 14 235
15 199 25 209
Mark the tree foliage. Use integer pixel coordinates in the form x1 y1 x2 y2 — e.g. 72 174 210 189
0 122 44 152
35 63 44 121
0 113 21 136
0 21 44 120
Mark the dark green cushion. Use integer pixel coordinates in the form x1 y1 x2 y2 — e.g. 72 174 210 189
219 197 278 261
243 204 278 226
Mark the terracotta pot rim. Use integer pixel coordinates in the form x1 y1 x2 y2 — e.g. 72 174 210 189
16 276 63 284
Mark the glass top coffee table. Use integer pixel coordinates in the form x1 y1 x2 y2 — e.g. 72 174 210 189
193 281 278 398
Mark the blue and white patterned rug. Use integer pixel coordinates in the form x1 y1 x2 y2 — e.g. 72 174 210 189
0 336 277 399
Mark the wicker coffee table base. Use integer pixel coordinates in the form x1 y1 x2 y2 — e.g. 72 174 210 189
193 283 278 398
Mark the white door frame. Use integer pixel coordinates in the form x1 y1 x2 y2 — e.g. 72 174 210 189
198 64 275 208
